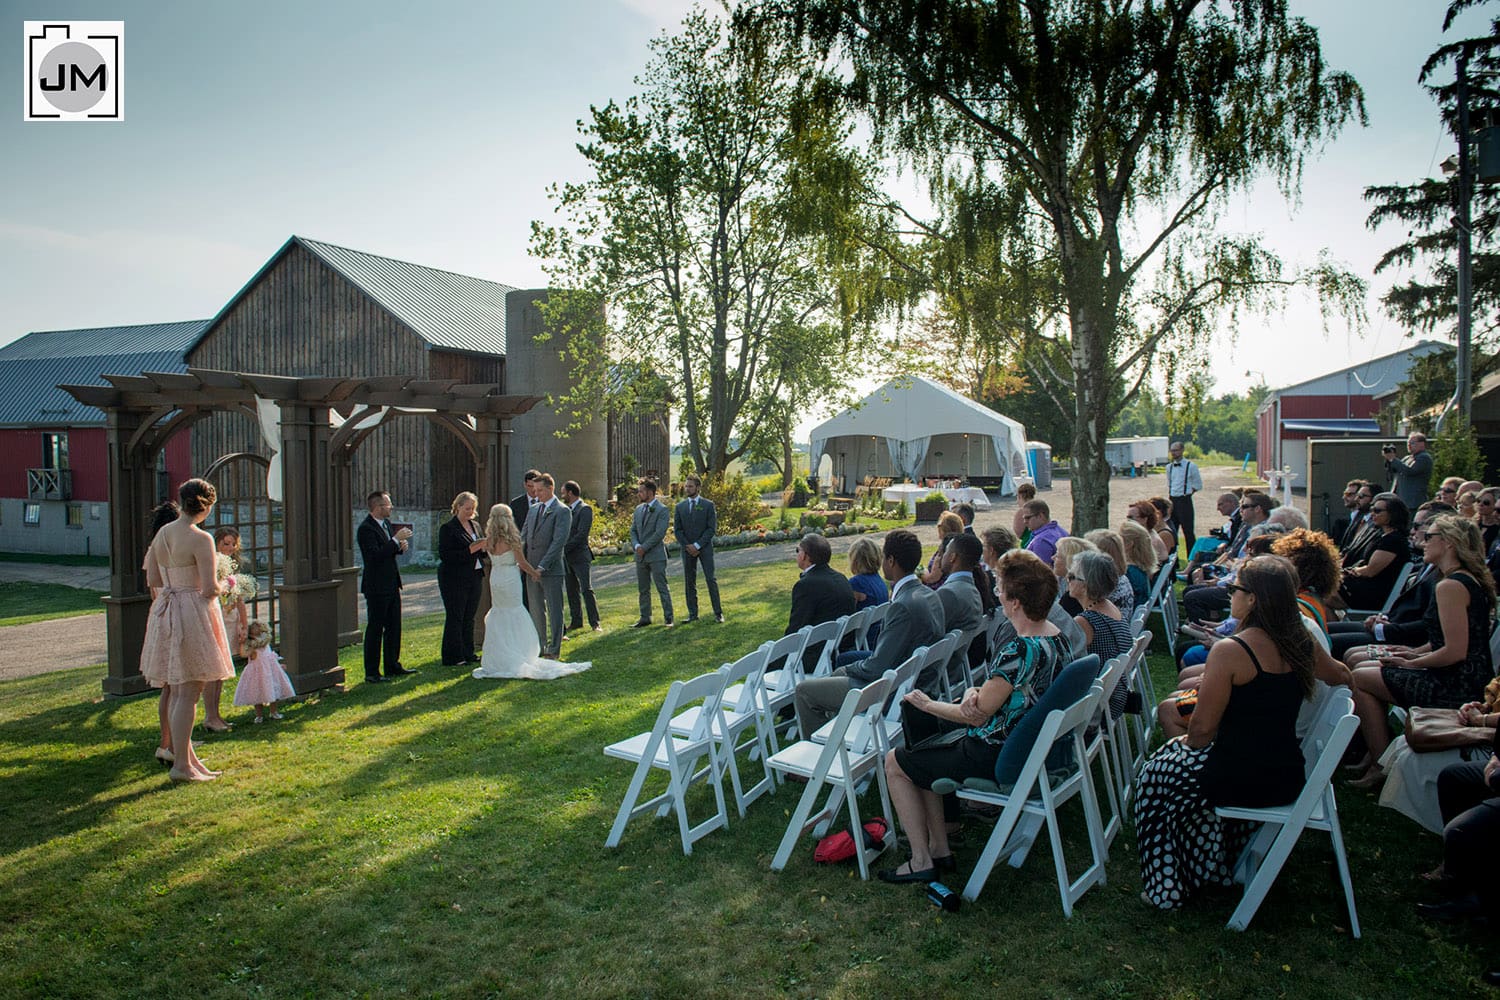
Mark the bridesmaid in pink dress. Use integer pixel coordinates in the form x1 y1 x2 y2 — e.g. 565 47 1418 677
139 478 235 782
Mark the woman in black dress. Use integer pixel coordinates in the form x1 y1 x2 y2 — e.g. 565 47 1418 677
1339 493 1410 609
1348 514 1497 787
437 491 488 666
1136 555 1351 909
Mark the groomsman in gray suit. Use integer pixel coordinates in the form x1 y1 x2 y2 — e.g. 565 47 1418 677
523 472 572 658
561 480 601 634
630 478 674 628
674 474 723 623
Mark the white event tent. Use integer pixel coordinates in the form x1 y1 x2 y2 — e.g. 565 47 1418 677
808 376 1029 495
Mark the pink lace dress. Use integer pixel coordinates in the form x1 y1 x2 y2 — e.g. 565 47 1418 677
139 561 235 688
234 646 296 706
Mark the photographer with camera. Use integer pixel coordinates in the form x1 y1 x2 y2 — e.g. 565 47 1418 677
1386 433 1433 510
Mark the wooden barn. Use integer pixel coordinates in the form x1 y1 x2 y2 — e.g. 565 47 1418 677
182 236 668 550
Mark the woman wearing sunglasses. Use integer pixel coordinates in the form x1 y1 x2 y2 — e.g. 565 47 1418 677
1339 493 1410 610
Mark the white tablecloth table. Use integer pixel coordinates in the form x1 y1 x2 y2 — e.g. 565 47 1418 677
880 484 993 513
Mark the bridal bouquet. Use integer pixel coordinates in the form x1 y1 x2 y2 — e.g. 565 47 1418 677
215 552 259 609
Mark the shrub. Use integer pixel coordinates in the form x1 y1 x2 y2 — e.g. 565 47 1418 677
804 513 827 531
790 476 810 507
589 501 633 549
1431 421 1487 486
921 490 949 504
702 472 769 533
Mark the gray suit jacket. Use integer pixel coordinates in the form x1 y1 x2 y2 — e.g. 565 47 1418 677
565 500 593 561
673 497 717 553
1387 451 1433 509
524 498 571 577
845 575 945 686
929 573 984 694
630 500 669 564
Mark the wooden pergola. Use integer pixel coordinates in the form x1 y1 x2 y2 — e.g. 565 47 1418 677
61 368 542 697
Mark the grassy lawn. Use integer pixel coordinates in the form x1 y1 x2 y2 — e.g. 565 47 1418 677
0 581 106 627
0 563 1491 998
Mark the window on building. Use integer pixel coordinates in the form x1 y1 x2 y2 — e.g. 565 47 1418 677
66 503 84 528
23 502 41 526
41 432 69 470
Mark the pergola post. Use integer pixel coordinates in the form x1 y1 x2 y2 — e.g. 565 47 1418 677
101 408 154 697
276 400 344 693
332 451 360 647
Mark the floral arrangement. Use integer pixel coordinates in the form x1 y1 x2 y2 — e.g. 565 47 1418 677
215 552 258 609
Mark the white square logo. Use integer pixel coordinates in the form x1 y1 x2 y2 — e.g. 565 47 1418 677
24 21 124 122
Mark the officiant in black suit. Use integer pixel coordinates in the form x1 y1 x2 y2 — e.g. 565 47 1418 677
358 490 415 683
437 490 487 666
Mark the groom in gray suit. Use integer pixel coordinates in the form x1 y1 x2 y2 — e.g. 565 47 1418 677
673 474 723 623
630 478 674 627
523 472 572 658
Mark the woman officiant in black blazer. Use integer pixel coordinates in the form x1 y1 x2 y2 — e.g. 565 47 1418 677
438 491 488 665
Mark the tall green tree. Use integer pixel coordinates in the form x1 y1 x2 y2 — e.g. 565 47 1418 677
753 0 1367 530
530 9 897 474
1364 0 1500 348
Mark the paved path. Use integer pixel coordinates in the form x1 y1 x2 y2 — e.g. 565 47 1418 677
0 465 1263 682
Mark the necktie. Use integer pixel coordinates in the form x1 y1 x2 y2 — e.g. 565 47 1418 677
383 518 393 538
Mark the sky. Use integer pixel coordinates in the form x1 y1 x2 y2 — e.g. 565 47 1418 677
1 0 1494 439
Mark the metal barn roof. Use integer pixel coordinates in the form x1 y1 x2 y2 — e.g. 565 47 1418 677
0 320 207 427
201 236 518 356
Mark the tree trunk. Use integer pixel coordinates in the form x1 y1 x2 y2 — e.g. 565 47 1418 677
1068 303 1113 535
781 430 794 489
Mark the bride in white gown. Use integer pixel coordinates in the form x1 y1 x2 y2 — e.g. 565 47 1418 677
471 503 591 681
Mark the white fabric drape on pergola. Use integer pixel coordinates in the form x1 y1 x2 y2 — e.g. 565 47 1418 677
808 376 1029 495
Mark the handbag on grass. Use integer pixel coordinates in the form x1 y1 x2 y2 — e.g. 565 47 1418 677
1405 707 1496 752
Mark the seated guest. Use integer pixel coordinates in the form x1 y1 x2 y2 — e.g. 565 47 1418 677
926 532 989 695
1149 496 1178 559
847 536 889 647
1137 556 1352 909
1022 500 1068 566
1182 523 1285 625
1120 520 1157 607
1347 515 1497 789
1185 491 1271 586
1329 503 1439 661
1085 528 1136 617
794 530 943 739
954 502 995 595
1461 479 1484 496
1479 487 1500 556
1339 493 1411 610
1052 536 1097 616
1413 750 1500 953
1127 499 1171 564
921 511 965 588
1458 490 1479 520
1267 505 1309 532
1330 480 1364 547
1184 492 1242 578
786 533 857 671
1340 482 1379 565
1012 482 1038 548
1069 551 1132 716
878 551 1070 883
1375 678 1500 834
1270 528 1341 640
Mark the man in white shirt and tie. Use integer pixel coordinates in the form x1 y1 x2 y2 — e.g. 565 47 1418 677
1167 441 1203 552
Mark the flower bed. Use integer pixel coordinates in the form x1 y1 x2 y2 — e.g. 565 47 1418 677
590 520 876 558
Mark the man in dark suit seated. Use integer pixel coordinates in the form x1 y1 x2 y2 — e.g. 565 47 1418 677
793 530 944 739
358 490 415 683
784 533 856 672
928 532 984 696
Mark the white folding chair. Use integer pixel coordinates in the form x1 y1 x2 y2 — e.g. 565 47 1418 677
759 630 812 754
953 622 987 694
1129 604 1149 639
768 674 896 880
604 668 729 855
1121 632 1156 772
1148 561 1178 659
1214 688 1361 936
803 617 849 679
670 644 775 817
948 681 1110 915
854 602 890 651
916 631 960 701
840 606 870 650
811 647 924 751
1086 654 1129 846
1344 561 1413 621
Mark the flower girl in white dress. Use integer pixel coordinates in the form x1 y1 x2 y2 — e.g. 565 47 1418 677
472 504 591 680
233 621 296 722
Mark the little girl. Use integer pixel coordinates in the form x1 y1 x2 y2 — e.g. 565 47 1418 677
233 621 296 723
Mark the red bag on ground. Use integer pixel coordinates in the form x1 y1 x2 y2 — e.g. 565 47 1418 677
813 817 889 863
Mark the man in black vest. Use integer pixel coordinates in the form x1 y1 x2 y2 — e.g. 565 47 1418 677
358 490 415 683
